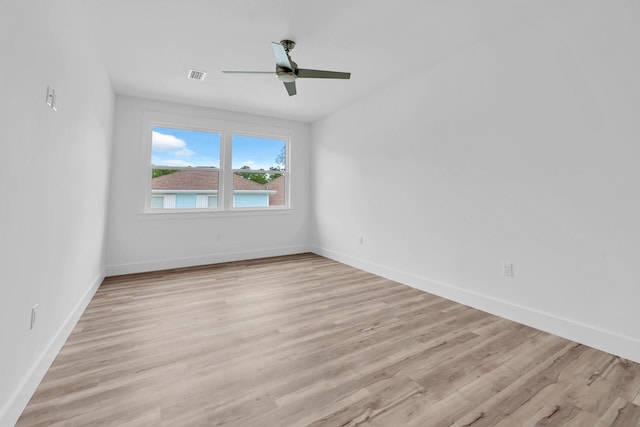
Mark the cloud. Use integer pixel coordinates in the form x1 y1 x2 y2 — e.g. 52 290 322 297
241 160 258 169
157 159 195 167
238 160 274 170
152 131 187 152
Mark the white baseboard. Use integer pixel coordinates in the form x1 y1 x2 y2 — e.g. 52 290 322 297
0 271 105 427
311 245 640 364
106 245 311 276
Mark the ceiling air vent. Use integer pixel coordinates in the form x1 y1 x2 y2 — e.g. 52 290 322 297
187 69 207 81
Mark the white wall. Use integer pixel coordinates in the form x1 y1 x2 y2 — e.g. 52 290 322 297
106 96 311 275
311 1 640 362
0 1 114 426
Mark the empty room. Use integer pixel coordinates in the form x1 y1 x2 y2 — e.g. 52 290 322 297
2 1 640 426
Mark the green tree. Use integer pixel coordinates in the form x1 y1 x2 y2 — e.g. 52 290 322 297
269 166 282 181
275 145 286 167
235 165 269 184
152 169 178 178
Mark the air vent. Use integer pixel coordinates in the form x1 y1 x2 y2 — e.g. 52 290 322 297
188 69 207 81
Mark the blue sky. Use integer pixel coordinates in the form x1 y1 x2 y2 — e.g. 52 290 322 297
152 127 285 170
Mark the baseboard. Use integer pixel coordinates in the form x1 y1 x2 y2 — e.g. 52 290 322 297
0 270 105 427
106 245 311 276
311 245 640 364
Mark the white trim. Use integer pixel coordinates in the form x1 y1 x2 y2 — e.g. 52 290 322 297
152 190 219 194
106 245 310 276
142 111 293 214
163 194 176 209
0 271 104 427
138 207 296 219
233 190 276 195
195 194 208 209
310 245 640 364
231 169 287 176
152 166 219 171
221 131 232 211
152 190 274 196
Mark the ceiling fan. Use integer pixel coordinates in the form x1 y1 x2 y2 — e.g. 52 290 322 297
222 40 351 96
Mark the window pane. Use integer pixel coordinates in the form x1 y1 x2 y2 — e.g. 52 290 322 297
233 173 285 207
232 135 286 171
176 194 196 208
150 196 164 209
151 169 218 209
152 127 220 168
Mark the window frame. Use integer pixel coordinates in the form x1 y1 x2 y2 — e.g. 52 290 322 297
141 111 292 216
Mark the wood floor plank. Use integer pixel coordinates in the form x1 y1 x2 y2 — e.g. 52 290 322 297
15 253 640 427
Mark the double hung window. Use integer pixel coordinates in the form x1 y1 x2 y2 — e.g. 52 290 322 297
144 113 290 213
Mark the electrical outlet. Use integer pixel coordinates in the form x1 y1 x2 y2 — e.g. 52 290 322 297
30 304 38 330
502 262 514 277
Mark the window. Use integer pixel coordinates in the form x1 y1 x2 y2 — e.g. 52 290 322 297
150 127 220 210
232 135 286 208
144 113 290 213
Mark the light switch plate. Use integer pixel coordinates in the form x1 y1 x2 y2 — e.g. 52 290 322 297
46 86 55 108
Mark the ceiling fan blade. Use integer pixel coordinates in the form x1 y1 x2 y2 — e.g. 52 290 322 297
272 42 293 69
283 81 297 96
297 69 351 79
222 71 275 74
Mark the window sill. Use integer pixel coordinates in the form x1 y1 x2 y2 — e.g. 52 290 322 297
136 207 295 221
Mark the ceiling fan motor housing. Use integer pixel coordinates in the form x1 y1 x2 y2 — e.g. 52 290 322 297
276 59 297 82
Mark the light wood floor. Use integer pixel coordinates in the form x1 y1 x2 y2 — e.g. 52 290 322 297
17 253 640 426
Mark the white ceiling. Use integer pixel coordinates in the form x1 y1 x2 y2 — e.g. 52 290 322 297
83 0 559 122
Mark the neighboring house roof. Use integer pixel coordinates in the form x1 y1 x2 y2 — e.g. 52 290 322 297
264 175 285 205
233 174 269 191
151 169 269 191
